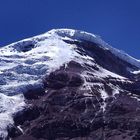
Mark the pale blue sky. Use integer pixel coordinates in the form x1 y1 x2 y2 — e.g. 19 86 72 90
0 0 140 58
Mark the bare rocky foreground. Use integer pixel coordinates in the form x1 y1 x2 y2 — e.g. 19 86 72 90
5 40 140 140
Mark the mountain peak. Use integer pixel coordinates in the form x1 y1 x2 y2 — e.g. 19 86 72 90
0 29 140 139
6 28 140 69
49 28 140 68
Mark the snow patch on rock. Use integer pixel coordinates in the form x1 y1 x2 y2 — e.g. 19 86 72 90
49 29 140 69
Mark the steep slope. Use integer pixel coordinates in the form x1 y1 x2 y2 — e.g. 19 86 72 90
0 29 140 140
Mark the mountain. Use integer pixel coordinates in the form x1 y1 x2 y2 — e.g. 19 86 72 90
0 29 140 140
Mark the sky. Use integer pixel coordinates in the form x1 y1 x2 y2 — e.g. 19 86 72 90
0 0 140 59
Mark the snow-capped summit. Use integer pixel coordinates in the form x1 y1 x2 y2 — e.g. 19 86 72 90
0 29 140 140
3 28 140 69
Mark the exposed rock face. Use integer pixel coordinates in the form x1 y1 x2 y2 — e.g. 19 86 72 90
6 39 140 140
